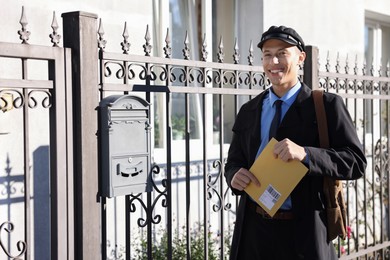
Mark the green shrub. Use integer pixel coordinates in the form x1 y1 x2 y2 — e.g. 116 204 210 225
132 223 231 259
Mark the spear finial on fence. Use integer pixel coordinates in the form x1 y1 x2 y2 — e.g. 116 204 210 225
49 11 61 47
345 54 349 74
121 22 131 54
201 34 208 61
379 59 383 77
143 25 152 56
97 19 107 51
335 52 340 73
163 28 172 58
233 38 240 64
18 6 30 44
362 57 367 76
370 57 375 76
354 55 358 75
182 31 190 60
217 36 224 63
325 51 330 72
248 40 254 65
387 60 390 77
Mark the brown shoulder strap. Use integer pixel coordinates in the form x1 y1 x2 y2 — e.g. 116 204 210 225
313 90 347 241
312 90 329 148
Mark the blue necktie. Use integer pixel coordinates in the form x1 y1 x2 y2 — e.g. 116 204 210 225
269 100 282 140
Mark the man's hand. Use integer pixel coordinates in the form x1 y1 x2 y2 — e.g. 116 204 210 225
273 138 307 162
231 168 261 191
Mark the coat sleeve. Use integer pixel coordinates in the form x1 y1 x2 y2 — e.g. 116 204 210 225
225 132 246 196
224 105 253 196
305 93 366 180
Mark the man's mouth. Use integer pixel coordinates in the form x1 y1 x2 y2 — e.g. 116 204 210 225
269 69 284 74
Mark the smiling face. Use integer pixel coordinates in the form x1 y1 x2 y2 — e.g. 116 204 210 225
262 39 306 97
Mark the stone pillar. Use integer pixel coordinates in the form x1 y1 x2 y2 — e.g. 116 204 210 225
303 45 320 90
62 11 100 260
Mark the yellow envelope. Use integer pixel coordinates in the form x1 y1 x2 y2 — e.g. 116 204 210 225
245 138 308 217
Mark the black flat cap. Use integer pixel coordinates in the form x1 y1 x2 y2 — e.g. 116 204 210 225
257 25 305 52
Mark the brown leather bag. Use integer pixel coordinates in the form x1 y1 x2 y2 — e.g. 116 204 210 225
313 90 347 242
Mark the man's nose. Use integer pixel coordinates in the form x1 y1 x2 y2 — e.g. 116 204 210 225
271 56 279 64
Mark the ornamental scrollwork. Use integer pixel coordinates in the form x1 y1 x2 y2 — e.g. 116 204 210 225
207 160 223 212
0 89 24 110
102 59 271 90
0 221 26 259
0 89 51 110
128 164 166 227
27 89 52 108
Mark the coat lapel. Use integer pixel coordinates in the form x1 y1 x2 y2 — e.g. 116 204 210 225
243 84 313 166
278 84 313 135
244 89 269 165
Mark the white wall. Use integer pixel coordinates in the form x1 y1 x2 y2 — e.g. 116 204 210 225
365 0 390 16
262 0 366 68
0 0 154 53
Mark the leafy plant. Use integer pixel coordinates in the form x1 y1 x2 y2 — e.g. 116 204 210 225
131 222 231 259
171 114 185 140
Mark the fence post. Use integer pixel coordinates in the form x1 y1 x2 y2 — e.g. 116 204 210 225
61 11 100 260
303 45 320 90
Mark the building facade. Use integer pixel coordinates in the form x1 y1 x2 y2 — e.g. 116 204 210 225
1 0 390 259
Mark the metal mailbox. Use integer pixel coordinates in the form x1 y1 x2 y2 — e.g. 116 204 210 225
100 95 151 197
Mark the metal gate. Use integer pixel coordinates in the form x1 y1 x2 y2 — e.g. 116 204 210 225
0 9 73 260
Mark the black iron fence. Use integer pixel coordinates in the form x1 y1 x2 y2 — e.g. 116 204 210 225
1 6 390 260
97 17 390 259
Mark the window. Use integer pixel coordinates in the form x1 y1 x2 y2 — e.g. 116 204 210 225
169 0 202 141
152 0 253 154
151 0 210 164
364 11 390 135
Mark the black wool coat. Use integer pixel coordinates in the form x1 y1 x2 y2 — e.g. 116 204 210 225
224 83 366 260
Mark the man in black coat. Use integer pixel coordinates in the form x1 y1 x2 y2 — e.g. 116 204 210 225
224 25 366 260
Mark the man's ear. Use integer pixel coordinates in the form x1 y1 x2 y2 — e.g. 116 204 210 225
298 51 306 65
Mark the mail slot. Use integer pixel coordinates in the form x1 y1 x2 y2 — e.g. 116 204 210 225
100 95 152 197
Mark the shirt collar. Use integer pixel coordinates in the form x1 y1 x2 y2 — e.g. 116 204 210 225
269 81 302 106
